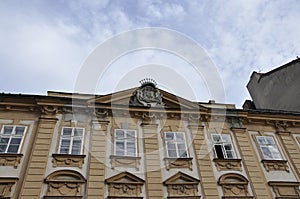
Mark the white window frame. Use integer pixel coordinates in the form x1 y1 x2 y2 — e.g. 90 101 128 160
58 127 85 155
0 125 27 154
256 136 282 160
211 134 236 159
114 129 137 157
164 132 189 158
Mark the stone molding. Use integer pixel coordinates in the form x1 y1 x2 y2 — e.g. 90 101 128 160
110 155 141 170
0 177 18 198
268 181 300 198
164 172 200 198
45 170 85 197
213 159 242 171
105 172 144 198
218 173 253 198
52 154 86 168
164 157 193 170
0 153 23 168
261 159 289 172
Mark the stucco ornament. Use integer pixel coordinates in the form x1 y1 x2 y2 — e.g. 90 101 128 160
130 78 164 107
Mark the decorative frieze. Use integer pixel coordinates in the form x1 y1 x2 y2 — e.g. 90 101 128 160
164 157 193 170
0 154 23 168
164 172 200 199
268 181 300 198
261 159 289 172
105 172 144 199
0 177 18 198
110 155 141 170
213 159 242 171
45 170 85 198
52 154 85 168
218 173 253 198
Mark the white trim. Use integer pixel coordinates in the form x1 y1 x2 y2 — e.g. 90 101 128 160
211 133 236 159
0 125 27 153
58 127 85 155
164 132 189 158
256 136 282 160
114 129 137 157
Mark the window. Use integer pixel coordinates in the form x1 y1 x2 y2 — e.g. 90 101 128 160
0 125 26 153
58 127 84 155
165 132 188 158
114 129 137 156
256 136 282 160
212 134 235 159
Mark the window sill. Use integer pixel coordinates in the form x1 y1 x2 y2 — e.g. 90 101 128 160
0 153 23 168
261 159 289 172
164 157 193 170
44 196 82 199
52 154 86 168
110 155 141 170
213 158 242 171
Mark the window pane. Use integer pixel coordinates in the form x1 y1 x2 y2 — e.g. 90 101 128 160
215 145 224 159
116 142 125 155
74 128 83 137
261 146 273 159
127 142 136 156
176 133 184 141
10 138 21 145
0 138 9 144
62 128 72 136
115 130 124 139
61 139 71 147
165 132 174 140
7 145 19 153
59 147 69 154
224 144 232 150
226 150 235 159
126 131 135 139
73 139 82 147
178 150 187 157
15 127 25 135
167 142 176 150
177 143 186 150
168 150 177 157
265 137 275 145
3 126 13 135
257 136 266 145
212 134 221 142
222 134 230 142
71 149 81 155
269 146 282 160
0 144 7 153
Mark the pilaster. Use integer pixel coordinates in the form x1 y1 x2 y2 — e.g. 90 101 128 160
188 123 219 199
141 121 164 199
232 127 273 199
86 120 109 199
20 114 58 199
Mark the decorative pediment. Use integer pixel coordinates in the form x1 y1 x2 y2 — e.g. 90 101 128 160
45 170 85 197
106 172 144 198
164 172 200 198
88 87 206 110
106 172 144 184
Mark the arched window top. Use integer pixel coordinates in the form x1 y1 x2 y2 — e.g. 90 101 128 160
218 173 248 185
45 170 85 183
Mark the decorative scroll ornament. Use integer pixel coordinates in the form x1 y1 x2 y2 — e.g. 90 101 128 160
130 78 164 107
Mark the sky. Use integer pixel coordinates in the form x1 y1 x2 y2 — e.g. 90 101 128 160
0 0 299 108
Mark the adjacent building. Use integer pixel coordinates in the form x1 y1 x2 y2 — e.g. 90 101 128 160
0 74 300 198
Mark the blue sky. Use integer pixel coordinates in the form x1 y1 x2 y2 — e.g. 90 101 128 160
0 0 299 107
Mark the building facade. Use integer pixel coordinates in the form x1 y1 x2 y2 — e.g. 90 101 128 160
0 79 300 199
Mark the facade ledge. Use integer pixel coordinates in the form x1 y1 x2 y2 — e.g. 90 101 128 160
0 153 23 168
164 157 193 170
110 155 141 170
213 158 242 171
52 154 86 168
261 159 289 172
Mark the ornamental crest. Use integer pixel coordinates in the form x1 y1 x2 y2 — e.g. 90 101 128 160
130 78 164 107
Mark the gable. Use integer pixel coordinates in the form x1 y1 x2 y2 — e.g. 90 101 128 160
88 87 207 110
105 172 144 184
164 172 200 185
